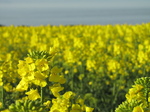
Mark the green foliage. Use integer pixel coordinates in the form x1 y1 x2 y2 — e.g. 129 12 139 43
9 99 47 112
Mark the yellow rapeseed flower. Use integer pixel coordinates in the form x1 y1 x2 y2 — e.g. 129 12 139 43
25 89 41 100
51 66 62 74
85 107 94 112
32 78 47 87
34 71 48 80
85 106 94 112
70 104 81 112
49 74 61 82
49 74 66 84
63 91 75 99
16 78 29 91
50 96 70 112
43 100 51 108
28 63 36 71
50 84 64 97
132 106 144 112
25 57 34 64
17 60 29 77
35 59 49 72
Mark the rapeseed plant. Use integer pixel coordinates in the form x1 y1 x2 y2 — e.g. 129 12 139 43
1 51 94 112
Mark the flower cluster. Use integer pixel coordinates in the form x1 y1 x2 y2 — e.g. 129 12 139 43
16 51 67 101
16 57 49 91
115 77 150 112
50 91 94 112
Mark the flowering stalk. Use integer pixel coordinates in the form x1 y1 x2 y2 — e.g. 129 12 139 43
27 51 53 104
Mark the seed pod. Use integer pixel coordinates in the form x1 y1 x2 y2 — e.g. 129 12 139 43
31 106 36 110
28 100 34 109
9 104 16 111
21 105 25 111
23 99 28 108
15 104 22 111
15 101 21 107
39 107 43 111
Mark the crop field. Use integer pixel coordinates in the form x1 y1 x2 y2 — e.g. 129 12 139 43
0 23 150 112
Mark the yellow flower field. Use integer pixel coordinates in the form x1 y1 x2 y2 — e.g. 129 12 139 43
0 23 150 112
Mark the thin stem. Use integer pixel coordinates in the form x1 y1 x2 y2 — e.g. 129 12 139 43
41 87 43 104
1 86 4 109
146 89 149 107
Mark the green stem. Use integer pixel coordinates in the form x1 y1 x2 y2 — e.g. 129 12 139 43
41 87 43 104
146 89 149 107
1 86 4 109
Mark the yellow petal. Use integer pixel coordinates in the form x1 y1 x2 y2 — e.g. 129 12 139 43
50 84 64 97
32 78 47 87
26 89 41 100
85 106 94 112
16 78 29 91
25 57 34 64
132 106 144 112
35 59 49 72
51 66 62 74
49 74 60 82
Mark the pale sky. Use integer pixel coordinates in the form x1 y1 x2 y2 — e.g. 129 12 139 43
0 0 150 9
0 0 150 25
